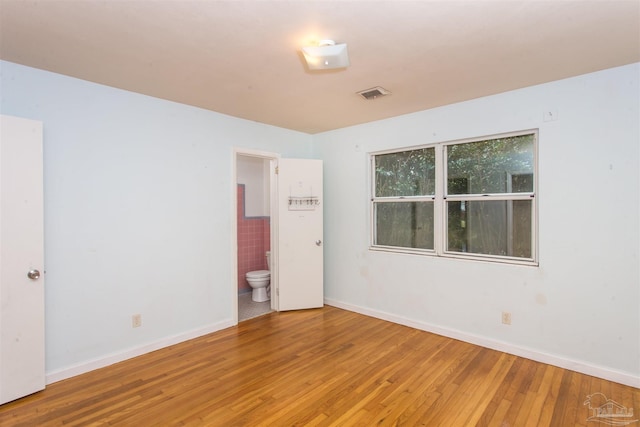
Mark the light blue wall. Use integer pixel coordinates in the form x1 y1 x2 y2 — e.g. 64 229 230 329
313 63 640 382
2 59 639 384
0 60 312 376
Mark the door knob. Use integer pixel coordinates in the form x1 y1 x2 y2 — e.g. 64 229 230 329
315 240 322 246
27 269 40 280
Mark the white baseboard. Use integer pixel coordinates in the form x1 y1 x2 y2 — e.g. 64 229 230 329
46 319 235 385
324 298 640 389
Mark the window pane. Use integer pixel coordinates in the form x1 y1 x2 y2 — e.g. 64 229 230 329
447 200 532 258
447 135 534 195
375 202 434 249
375 148 435 197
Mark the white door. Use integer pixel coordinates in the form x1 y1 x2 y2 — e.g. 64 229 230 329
0 115 45 404
275 159 323 311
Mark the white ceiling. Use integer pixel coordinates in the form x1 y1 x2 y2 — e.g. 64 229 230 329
1 0 639 134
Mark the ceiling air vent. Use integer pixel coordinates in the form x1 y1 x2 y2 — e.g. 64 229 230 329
357 86 391 100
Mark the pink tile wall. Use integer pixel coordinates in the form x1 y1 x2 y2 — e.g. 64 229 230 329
237 184 270 293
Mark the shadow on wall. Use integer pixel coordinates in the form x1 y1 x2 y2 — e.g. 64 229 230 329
237 184 270 294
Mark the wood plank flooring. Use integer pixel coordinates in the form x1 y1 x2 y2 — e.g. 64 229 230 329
1 306 638 426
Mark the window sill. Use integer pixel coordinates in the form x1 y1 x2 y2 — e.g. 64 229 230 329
369 245 538 267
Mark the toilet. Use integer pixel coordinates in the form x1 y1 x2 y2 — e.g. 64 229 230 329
245 251 271 302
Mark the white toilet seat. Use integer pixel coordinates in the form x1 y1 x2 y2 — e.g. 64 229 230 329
246 270 270 279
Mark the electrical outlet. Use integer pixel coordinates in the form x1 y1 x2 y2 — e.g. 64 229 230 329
132 314 142 328
501 312 512 325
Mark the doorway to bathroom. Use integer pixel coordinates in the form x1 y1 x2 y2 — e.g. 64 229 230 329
235 151 276 322
233 149 324 323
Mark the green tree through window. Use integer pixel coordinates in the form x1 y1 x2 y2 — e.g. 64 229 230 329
374 148 435 249
372 131 537 264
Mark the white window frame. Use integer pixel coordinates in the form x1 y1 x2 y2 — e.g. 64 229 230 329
370 129 538 266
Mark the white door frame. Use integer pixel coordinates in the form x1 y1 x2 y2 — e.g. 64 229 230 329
232 148 280 324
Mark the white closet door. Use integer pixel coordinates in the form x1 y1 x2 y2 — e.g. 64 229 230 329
0 115 45 404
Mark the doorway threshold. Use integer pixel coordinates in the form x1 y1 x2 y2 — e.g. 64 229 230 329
238 293 273 321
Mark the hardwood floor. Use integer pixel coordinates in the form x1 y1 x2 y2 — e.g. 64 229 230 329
1 306 638 426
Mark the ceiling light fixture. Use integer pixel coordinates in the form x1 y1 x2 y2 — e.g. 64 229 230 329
302 40 350 70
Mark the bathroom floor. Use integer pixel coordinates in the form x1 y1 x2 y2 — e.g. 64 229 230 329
238 292 273 321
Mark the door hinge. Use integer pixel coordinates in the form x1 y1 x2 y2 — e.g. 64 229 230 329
275 166 279 174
